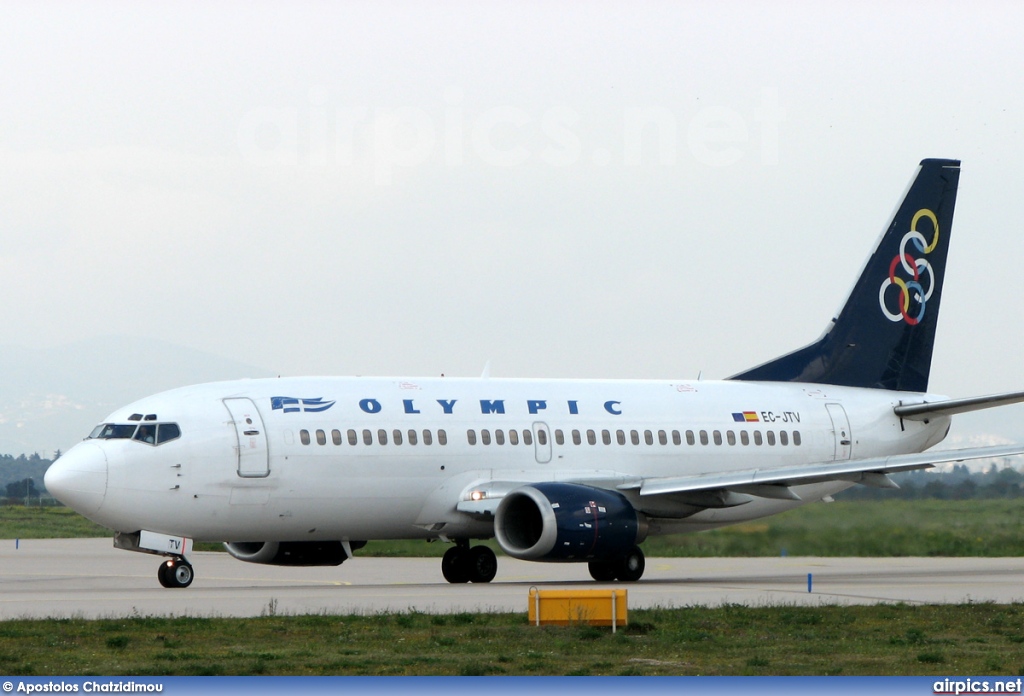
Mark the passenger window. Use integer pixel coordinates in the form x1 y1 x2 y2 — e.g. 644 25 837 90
134 425 156 444
617 430 626 445
408 429 418 445
587 429 596 445
767 431 776 446
672 430 681 446
316 430 326 446
644 430 654 446
572 429 581 445
659 430 667 445
348 429 358 445
423 429 433 445
699 430 709 445
537 429 548 446
602 430 611 445
438 429 448 445
495 429 505 445
481 429 491 445
378 429 388 445
362 429 372 445
686 430 696 446
467 429 477 445
523 429 533 446
753 430 763 446
510 429 520 445
630 430 639 445
713 430 723 446
157 424 181 444
726 431 736 446
740 430 750 446
793 431 802 446
332 429 342 446
780 430 789 446
393 429 403 445
300 430 311 446
554 429 564 445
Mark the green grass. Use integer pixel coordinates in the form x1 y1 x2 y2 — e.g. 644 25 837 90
0 604 1023 675
641 498 1024 557
3 498 1023 557
0 505 110 539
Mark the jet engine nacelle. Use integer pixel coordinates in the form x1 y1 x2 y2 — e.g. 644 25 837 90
224 540 365 566
494 482 647 561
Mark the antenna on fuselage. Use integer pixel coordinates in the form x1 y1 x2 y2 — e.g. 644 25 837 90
481 361 492 379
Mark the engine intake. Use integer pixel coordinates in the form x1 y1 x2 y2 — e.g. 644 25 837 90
224 540 365 566
494 482 646 561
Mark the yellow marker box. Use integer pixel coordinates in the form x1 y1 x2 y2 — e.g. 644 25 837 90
528 588 628 632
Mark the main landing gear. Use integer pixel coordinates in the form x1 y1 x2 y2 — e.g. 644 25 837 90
441 541 497 584
157 557 194 588
587 545 646 582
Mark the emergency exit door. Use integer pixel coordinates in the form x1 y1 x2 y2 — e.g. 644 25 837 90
825 403 852 461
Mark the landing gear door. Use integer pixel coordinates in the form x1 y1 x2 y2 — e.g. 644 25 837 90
825 403 852 461
224 398 269 478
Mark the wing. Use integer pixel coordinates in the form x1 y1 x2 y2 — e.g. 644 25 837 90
617 444 1024 503
453 444 1024 520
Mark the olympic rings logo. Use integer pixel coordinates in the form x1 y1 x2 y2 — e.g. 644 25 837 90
878 208 939 325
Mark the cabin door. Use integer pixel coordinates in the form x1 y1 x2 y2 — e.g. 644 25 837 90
224 398 270 477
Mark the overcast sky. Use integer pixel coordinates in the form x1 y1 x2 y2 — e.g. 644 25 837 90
2 1 1023 403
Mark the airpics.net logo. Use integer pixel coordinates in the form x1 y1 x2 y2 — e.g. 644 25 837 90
933 677 1023 695
235 87 786 184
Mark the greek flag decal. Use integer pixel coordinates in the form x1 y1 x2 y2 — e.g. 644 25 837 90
271 397 336 413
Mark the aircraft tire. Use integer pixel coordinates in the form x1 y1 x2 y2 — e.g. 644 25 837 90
588 560 617 582
441 546 470 583
158 559 194 589
615 547 645 582
468 546 497 583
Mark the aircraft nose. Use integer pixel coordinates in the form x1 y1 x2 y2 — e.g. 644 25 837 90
43 443 108 515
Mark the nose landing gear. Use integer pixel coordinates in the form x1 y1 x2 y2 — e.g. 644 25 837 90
157 557 194 588
113 531 197 589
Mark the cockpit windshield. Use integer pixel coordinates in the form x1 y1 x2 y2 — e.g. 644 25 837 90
88 423 181 445
89 424 138 439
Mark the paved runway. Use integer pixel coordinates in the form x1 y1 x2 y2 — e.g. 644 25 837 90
2 538 1022 619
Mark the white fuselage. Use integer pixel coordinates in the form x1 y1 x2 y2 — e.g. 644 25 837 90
49 376 949 543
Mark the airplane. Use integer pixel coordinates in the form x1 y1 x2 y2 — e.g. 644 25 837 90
45 158 1024 589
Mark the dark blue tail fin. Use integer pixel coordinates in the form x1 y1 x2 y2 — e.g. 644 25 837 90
731 158 960 392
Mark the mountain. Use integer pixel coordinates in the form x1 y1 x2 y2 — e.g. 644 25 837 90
0 336 272 455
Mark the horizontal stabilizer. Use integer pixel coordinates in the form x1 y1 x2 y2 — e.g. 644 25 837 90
895 390 1024 420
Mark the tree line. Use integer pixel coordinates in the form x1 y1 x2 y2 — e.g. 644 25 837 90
836 461 1024 500
0 452 57 502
